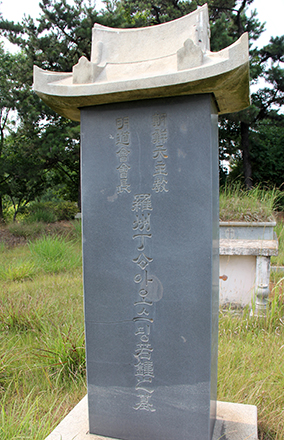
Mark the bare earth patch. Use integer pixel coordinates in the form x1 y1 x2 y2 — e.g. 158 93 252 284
0 221 75 247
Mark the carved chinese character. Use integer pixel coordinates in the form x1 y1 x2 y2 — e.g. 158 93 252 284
153 160 168 176
116 116 129 130
135 343 153 361
117 179 131 194
116 131 130 146
132 233 152 251
117 162 130 177
152 128 168 146
132 194 153 212
133 393 155 412
117 147 130 162
132 213 151 232
152 113 166 127
152 175 168 193
153 146 168 160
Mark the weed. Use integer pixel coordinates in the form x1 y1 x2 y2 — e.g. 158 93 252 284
0 259 35 281
70 219 82 241
24 201 79 222
25 208 57 224
219 184 278 222
218 298 284 439
1 219 283 439
8 222 46 239
0 235 85 439
0 295 45 332
35 327 86 385
271 220 284 266
0 385 68 440
0 335 23 392
29 235 81 273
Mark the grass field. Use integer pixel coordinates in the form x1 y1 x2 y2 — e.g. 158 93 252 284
0 220 283 439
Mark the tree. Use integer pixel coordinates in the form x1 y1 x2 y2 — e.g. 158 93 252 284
228 116 284 187
114 0 276 187
221 34 284 187
0 44 33 218
0 0 283 197
0 127 47 220
0 0 102 211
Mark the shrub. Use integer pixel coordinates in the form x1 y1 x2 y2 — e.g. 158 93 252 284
25 208 57 224
24 201 79 223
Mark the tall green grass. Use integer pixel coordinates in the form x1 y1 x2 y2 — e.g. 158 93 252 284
0 260 86 439
220 185 279 222
271 221 284 267
29 235 81 273
0 221 283 439
0 234 81 282
218 304 284 439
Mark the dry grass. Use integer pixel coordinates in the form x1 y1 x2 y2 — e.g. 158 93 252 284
0 221 283 439
220 185 278 222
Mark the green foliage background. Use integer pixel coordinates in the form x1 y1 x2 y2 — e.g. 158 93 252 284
0 0 283 217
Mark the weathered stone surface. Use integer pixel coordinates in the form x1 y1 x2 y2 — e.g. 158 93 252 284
73 56 104 84
44 396 258 440
177 38 204 70
219 221 278 307
220 239 278 256
80 94 219 440
213 401 258 440
219 255 257 306
33 4 249 121
220 221 276 240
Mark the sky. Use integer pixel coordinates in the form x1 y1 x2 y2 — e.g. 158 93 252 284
0 0 283 49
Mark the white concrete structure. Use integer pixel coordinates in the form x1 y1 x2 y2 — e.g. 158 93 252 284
33 4 250 121
219 222 278 311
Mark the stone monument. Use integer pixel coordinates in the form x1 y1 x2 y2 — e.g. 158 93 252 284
34 4 252 440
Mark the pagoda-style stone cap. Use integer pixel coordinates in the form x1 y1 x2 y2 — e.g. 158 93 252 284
33 4 250 121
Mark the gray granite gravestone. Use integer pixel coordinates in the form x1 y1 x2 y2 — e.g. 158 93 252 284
81 95 219 440
34 5 250 440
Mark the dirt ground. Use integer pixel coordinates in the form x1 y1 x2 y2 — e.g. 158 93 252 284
0 221 75 247
0 226 26 247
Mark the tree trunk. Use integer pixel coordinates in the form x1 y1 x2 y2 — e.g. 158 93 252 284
241 121 253 188
0 195 3 221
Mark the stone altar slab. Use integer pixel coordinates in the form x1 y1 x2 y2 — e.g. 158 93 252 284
44 396 258 440
81 94 219 440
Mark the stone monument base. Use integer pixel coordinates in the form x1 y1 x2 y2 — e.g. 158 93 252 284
45 396 258 440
